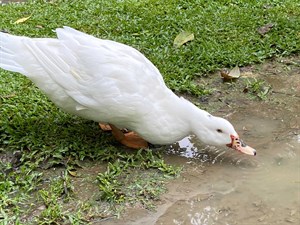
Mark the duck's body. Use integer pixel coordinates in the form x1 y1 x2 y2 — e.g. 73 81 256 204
0 27 256 155
1 27 191 144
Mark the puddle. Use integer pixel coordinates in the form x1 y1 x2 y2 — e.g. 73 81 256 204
154 126 299 225
101 57 300 225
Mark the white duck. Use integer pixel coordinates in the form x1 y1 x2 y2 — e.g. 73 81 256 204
0 27 256 155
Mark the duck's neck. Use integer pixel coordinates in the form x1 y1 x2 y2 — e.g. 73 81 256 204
134 92 211 145
179 97 212 142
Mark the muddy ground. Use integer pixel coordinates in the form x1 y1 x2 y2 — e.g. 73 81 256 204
99 55 300 225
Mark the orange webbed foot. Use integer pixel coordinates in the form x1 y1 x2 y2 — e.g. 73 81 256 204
109 124 148 149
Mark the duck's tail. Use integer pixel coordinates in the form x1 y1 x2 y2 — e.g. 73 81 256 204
0 31 28 75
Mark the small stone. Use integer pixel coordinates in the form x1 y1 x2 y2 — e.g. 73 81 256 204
258 215 266 222
37 205 46 211
290 209 297 216
253 201 262 207
285 218 295 223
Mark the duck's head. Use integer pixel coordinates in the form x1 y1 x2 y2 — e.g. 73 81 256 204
193 115 256 156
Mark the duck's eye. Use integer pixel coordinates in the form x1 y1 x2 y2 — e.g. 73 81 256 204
216 129 223 133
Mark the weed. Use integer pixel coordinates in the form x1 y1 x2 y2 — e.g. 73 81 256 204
244 78 271 100
97 150 181 206
36 171 85 224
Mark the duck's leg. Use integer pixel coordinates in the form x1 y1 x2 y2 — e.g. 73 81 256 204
109 124 148 149
99 123 129 133
99 123 112 131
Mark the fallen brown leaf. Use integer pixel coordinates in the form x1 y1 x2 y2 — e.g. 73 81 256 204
220 66 241 81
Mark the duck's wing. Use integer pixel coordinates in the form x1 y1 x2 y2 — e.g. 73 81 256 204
0 27 168 117
56 26 166 86
53 26 168 108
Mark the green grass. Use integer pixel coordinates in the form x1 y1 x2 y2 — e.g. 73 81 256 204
0 0 300 224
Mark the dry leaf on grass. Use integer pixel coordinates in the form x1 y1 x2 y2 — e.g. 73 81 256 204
13 15 32 24
174 31 194 48
68 169 78 177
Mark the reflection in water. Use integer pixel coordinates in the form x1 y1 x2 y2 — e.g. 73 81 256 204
167 136 227 162
167 136 198 158
166 136 259 168
190 206 225 225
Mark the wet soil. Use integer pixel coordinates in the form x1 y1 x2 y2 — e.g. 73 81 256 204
101 55 300 225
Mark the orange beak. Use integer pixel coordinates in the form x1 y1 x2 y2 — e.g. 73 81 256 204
226 135 256 156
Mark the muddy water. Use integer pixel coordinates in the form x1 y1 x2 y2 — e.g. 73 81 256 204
102 58 300 225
